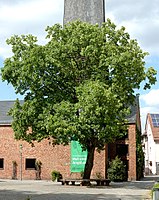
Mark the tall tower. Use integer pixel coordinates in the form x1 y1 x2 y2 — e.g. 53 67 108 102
63 0 105 25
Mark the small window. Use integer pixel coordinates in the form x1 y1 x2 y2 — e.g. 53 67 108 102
25 158 36 170
0 158 4 169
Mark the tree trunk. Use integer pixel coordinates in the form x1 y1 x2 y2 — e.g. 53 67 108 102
83 145 95 180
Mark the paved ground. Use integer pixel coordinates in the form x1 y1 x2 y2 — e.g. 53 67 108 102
0 175 158 200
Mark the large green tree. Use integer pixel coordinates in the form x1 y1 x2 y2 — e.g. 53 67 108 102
2 19 156 179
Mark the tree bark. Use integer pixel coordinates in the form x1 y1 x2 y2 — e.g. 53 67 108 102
83 145 95 180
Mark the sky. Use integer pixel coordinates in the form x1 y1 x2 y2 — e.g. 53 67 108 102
0 0 158 132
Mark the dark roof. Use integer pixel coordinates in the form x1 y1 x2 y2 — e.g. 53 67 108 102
0 101 15 124
126 103 138 124
0 100 23 125
0 97 139 125
126 95 139 124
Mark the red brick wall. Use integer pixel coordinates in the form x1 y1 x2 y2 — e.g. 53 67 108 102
0 124 137 181
0 125 71 180
0 125 106 180
92 149 106 178
128 124 136 181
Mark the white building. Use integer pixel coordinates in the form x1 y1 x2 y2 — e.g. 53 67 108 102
143 113 159 175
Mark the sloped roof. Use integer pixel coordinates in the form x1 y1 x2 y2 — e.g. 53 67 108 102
0 97 140 126
0 101 15 125
126 103 137 124
126 95 140 124
0 100 23 125
147 113 159 141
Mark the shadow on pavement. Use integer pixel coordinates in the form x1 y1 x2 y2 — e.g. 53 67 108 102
0 176 157 200
0 189 145 200
88 175 158 190
141 175 159 182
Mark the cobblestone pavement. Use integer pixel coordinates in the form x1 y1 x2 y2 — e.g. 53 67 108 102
0 176 158 200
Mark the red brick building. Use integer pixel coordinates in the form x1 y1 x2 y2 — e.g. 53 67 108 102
0 98 141 181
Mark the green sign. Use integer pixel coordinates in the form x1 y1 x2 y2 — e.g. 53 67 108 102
70 141 87 172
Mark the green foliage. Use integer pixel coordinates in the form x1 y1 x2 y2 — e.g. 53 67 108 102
2 19 156 145
51 170 62 181
107 156 126 182
153 183 159 188
25 196 31 200
1 19 157 178
47 80 130 150
136 128 144 180
151 183 159 198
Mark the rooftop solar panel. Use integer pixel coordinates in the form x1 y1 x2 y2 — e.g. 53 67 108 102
150 114 159 127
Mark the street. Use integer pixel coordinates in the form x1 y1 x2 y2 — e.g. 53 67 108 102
0 176 157 200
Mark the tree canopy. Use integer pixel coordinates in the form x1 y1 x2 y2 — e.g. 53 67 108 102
2 19 157 178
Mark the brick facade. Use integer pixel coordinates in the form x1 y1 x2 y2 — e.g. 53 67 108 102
128 124 137 181
0 97 140 181
0 125 69 180
0 125 106 180
0 123 138 181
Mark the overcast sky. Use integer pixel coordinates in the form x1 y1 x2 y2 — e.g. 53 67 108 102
0 0 159 131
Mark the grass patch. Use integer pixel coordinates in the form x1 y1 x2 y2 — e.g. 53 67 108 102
153 183 159 188
151 182 159 199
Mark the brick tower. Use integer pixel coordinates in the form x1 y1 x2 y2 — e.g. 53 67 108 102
63 0 105 25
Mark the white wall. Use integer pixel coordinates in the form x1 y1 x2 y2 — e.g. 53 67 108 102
155 142 159 161
145 119 157 174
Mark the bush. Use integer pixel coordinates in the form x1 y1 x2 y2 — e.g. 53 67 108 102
35 160 42 180
107 156 126 182
151 183 159 198
51 170 62 181
153 183 159 188
136 128 144 180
